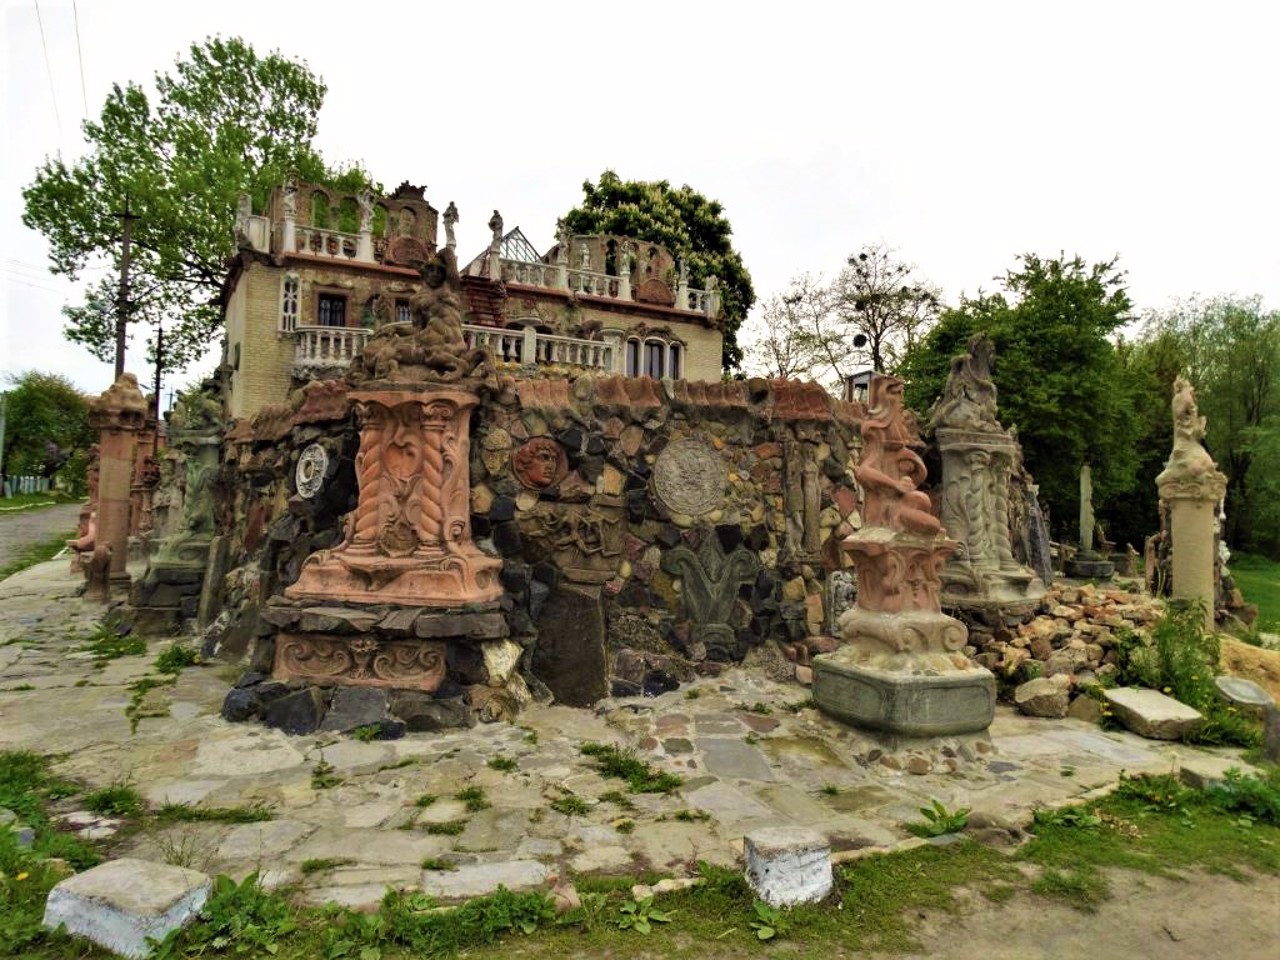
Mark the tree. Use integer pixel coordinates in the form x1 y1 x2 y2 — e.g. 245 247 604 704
560 171 755 371
829 244 942 375
1139 296 1280 554
22 37 345 375
741 246 941 390
900 254 1141 539
1 372 94 490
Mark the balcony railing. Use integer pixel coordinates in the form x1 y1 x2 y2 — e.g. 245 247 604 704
463 324 619 374
501 260 561 288
293 325 371 372
293 226 363 261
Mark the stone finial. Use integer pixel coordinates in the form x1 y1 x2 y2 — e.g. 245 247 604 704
1156 375 1226 499
90 374 147 432
855 375 940 537
282 173 298 218
443 202 459 250
928 333 1000 433
234 193 252 244
357 187 374 234
678 258 688 284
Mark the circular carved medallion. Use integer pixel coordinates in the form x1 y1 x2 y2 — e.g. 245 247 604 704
295 444 329 499
513 438 568 489
653 439 726 516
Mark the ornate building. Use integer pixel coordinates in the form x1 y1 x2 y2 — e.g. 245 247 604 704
223 178 725 418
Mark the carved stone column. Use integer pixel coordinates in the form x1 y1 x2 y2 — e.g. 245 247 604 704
88 374 147 595
286 386 501 606
929 335 1046 615
1156 376 1228 631
813 374 995 737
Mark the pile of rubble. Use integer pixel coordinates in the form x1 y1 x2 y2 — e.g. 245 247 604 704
968 583 1164 719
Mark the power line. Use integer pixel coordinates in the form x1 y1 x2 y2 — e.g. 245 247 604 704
32 1 63 141
71 0 88 118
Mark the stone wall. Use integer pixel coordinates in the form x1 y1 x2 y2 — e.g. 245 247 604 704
207 375 864 710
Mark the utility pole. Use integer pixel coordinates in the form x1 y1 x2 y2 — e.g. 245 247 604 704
114 197 139 379
151 322 163 420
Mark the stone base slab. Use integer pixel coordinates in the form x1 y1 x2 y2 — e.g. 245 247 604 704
274 634 447 692
43 858 211 960
812 657 996 736
745 826 832 907
1064 557 1115 580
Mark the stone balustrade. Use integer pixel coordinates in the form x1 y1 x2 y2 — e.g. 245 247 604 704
501 259 561 289
463 324 619 374
293 326 371 372
292 225 370 262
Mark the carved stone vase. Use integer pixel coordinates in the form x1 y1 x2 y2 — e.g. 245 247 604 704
813 374 995 738
285 385 502 607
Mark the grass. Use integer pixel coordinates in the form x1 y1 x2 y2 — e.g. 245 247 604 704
124 674 177 733
488 755 518 772
550 794 591 817
155 802 274 824
456 786 490 813
580 742 683 794
414 793 437 807
83 783 144 817
1229 552 1280 631
300 857 356 875
0 530 74 581
154 643 199 674
81 618 145 662
6 746 1280 960
0 491 80 511
310 759 342 790
424 819 467 836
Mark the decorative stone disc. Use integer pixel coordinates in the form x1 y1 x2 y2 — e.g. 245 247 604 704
513 438 568 489
653 439 726 516
295 444 329 499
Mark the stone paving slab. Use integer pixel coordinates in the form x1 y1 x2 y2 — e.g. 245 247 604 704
0 559 1264 907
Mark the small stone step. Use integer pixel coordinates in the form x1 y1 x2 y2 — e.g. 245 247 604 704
744 826 832 907
419 859 550 900
43 858 212 960
1103 687 1203 740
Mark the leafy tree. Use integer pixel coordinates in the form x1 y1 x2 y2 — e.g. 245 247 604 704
900 254 1141 539
1140 296 1280 554
742 273 832 382
1 372 95 490
560 171 755 370
22 37 359 375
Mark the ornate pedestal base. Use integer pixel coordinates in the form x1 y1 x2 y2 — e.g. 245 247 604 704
812 655 996 737
132 535 212 630
1064 554 1115 580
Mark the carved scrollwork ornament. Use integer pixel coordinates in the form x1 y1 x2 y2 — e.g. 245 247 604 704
296 444 330 499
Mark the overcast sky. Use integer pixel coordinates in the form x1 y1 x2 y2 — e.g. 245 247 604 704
4 0 1277 402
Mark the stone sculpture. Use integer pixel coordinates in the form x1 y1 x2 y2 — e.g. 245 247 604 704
88 374 148 596
661 530 760 661
812 373 995 737
1155 376 1228 630
928 335 1045 613
652 439 726 517
513 438 568 489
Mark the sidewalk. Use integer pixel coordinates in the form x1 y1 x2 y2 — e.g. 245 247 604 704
0 560 1254 908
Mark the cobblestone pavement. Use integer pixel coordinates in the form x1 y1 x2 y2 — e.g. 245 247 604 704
0 501 82 569
0 560 1258 909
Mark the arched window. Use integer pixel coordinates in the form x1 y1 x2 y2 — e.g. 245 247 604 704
625 339 640 377
668 343 683 380
644 340 665 379
310 191 330 228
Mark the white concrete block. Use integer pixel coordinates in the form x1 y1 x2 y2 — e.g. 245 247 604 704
43 858 212 960
745 826 832 907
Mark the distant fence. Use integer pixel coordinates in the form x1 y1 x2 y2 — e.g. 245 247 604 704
2 476 50 497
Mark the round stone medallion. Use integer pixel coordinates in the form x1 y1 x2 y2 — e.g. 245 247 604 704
295 443 329 499
513 438 568 489
653 439 726 516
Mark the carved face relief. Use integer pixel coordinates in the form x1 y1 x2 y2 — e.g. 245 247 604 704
295 444 329 499
652 439 726 517
513 438 568 489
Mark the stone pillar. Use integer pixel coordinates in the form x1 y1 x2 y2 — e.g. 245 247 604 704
286 385 502 607
88 375 147 594
1156 376 1228 632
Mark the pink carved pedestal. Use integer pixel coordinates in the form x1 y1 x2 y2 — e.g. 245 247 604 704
286 385 502 610
88 375 147 597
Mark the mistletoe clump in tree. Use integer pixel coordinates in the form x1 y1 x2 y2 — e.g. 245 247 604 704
559 171 756 371
22 37 366 376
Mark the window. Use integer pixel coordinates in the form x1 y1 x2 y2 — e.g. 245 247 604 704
395 299 412 324
644 341 665 379
668 343 683 380
279 274 300 332
625 339 640 377
318 292 347 327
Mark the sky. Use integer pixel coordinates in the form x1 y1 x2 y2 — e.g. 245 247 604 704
3 0 1278 404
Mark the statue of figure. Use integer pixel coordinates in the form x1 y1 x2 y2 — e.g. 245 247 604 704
282 174 297 219
357 187 374 234
410 249 465 346
555 222 570 264
678 259 689 284
856 375 942 537
929 334 1000 432
578 243 591 270
443 202 459 249
488 210 504 246
234 193 252 244
1164 375 1216 477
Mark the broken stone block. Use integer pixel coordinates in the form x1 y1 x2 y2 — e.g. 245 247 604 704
1103 687 1203 740
1213 675 1274 719
1013 676 1071 718
389 693 474 731
263 687 327 735
419 860 550 900
1066 694 1103 725
43 858 212 960
744 826 832 907
320 687 389 733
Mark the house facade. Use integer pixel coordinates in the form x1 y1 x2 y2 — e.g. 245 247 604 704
223 177 724 419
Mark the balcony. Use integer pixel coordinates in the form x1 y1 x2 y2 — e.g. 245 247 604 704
289 225 375 263
464 324 620 375
293 326 371 374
